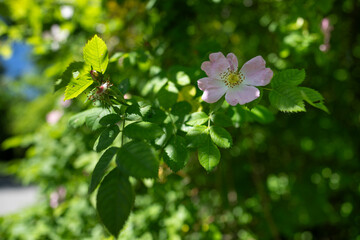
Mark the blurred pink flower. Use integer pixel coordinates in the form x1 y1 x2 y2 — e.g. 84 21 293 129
60 98 72 108
198 52 273 106
320 18 333 52
50 186 66 208
46 110 63 125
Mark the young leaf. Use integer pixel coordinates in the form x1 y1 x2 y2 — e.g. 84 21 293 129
163 136 189 172
116 140 159 179
96 168 134 237
64 75 93 100
300 87 329 113
95 125 120 152
269 85 305 112
209 126 232 149
187 112 209 126
123 122 164 140
55 61 87 92
198 135 221 172
89 147 118 193
83 35 109 73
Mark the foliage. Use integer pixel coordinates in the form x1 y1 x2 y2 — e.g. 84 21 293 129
0 0 359 239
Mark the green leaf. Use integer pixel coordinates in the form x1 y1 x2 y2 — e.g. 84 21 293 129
300 87 329 113
272 69 305 87
210 113 233 127
157 81 178 110
95 125 120 152
96 169 134 237
176 71 191 86
269 85 305 112
163 136 189 172
55 62 86 92
64 74 93 100
125 100 152 121
116 141 159 179
198 135 220 172
187 112 209 126
209 126 232 149
89 147 118 193
248 105 275 124
83 34 109 73
99 114 121 126
124 122 164 140
69 108 112 130
186 125 209 148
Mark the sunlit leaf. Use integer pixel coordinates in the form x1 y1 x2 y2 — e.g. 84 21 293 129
209 126 232 149
300 87 329 113
83 34 109 73
187 112 209 126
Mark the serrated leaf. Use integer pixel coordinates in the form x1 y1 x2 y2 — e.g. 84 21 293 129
300 87 329 113
69 108 111 130
163 136 189 172
272 69 305 87
95 125 120 152
99 114 121 126
210 113 233 127
155 123 174 147
83 35 109 73
116 141 159 179
89 147 118 194
187 112 209 126
186 125 209 148
55 62 87 92
209 126 232 149
248 105 275 124
269 85 305 112
198 135 220 172
64 74 93 100
157 81 178 110
96 168 134 237
124 122 164 140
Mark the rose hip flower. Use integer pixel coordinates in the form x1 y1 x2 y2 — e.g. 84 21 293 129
198 52 273 106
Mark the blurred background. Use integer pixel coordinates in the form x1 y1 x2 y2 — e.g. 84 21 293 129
0 0 359 239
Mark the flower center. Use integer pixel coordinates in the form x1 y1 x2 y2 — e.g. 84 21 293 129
221 69 245 88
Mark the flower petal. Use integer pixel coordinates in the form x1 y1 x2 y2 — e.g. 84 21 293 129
226 53 238 71
240 56 273 86
197 77 226 91
201 52 230 79
225 85 260 106
198 77 227 103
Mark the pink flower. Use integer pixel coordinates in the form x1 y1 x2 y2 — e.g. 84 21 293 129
46 110 63 125
198 52 273 106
